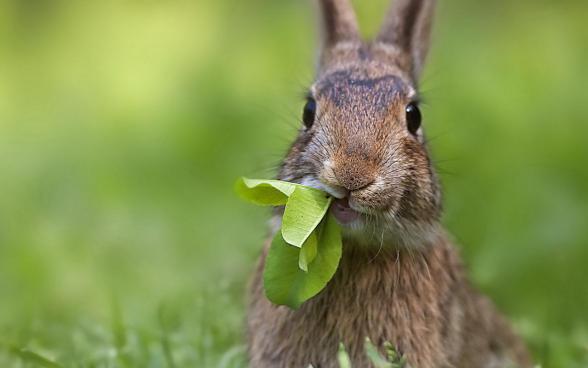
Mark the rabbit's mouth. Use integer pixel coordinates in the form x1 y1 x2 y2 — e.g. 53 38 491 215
331 197 360 225
294 175 440 247
298 176 365 227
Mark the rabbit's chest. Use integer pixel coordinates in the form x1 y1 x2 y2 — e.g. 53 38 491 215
248 246 462 368
293 258 453 352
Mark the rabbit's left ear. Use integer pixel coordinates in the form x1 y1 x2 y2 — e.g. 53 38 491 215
377 0 436 80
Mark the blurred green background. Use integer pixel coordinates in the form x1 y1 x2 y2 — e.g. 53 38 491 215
0 0 587 367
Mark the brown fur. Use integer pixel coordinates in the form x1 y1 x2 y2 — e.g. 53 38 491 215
247 0 532 366
249 234 531 368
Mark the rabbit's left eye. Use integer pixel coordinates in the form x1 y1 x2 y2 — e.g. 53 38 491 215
302 98 316 129
405 102 421 135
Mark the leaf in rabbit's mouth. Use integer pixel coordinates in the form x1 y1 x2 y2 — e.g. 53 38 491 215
235 177 343 309
331 197 360 225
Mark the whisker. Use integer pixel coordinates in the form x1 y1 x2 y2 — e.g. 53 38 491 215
368 225 386 264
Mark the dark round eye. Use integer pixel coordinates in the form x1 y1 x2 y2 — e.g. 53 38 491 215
302 98 316 128
405 102 422 135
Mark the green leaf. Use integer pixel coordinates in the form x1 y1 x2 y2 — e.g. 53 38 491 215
234 177 298 206
236 177 343 308
298 231 318 272
263 214 342 308
282 186 332 247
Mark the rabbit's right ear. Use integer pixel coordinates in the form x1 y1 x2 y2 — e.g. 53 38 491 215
316 0 360 67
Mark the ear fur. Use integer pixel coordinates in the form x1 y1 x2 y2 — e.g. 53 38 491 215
377 0 436 79
316 0 359 64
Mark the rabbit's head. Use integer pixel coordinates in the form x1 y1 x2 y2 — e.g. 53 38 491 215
279 0 441 248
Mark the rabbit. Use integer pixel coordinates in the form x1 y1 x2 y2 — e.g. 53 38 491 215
246 0 533 367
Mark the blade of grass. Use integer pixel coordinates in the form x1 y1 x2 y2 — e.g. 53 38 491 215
365 338 392 368
111 296 131 367
2 344 64 368
338 343 352 368
158 305 177 368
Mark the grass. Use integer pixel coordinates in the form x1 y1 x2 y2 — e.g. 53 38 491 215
0 0 587 367
0 289 249 367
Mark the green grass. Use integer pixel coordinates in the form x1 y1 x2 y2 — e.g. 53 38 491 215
0 0 587 367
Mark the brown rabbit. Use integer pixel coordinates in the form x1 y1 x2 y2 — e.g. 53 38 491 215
247 0 533 367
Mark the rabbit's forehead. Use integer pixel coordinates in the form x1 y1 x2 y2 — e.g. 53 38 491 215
313 68 414 111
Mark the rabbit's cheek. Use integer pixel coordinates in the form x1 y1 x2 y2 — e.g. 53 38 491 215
348 190 378 210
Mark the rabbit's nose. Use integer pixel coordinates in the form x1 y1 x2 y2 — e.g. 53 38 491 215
335 166 375 191
321 155 377 192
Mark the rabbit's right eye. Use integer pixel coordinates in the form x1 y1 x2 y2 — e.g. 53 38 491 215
405 102 422 135
302 98 316 128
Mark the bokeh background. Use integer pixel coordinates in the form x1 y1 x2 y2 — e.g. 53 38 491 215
0 0 587 367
